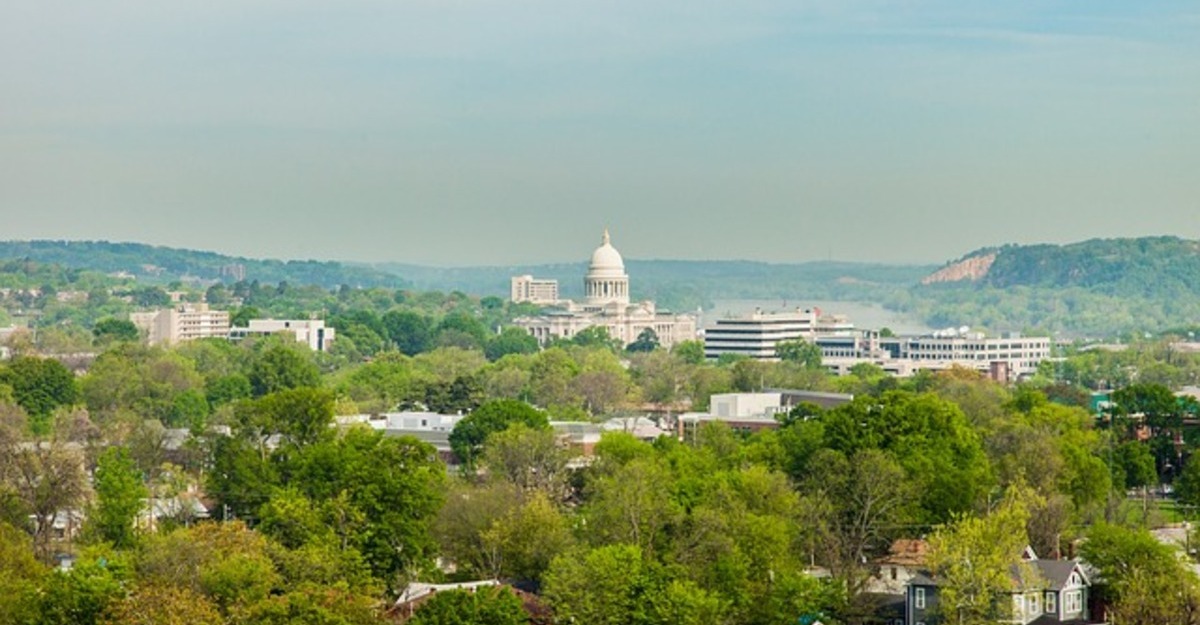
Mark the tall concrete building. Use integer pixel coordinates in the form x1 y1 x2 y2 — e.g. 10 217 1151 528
510 275 560 305
130 303 231 346
513 230 697 348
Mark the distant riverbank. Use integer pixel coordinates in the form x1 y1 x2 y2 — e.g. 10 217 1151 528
703 299 934 335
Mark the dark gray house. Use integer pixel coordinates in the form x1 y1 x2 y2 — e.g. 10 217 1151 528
904 551 1104 625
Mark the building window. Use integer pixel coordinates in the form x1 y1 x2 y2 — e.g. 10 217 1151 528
1064 590 1082 613
1013 595 1025 617
915 588 925 609
1045 592 1056 613
1028 593 1039 615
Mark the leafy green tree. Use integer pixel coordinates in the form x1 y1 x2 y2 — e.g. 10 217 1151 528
626 328 660 353
449 399 549 467
383 310 433 356
207 436 280 520
229 306 260 328
406 587 527 625
249 343 321 397
81 344 203 424
132 286 171 307
481 491 575 582
649 579 728 625
253 387 336 449
1177 453 1200 507
287 428 446 580
586 457 681 558
86 447 148 548
206 373 252 408
926 487 1032 625
168 389 209 429
671 340 706 365
2 430 89 561
91 318 139 345
776 339 822 369
814 391 992 523
0 521 46 625
1079 522 1200 623
484 327 539 361
802 448 915 594
436 312 489 351
35 545 131 625
236 586 386 625
543 544 660 625
2 356 77 424
566 326 621 352
99 584 224 625
481 423 571 496
434 481 522 578
136 522 280 614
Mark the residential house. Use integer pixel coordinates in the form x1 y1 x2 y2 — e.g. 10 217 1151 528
905 549 1103 625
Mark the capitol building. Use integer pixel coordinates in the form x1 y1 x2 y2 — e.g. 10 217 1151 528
512 230 698 348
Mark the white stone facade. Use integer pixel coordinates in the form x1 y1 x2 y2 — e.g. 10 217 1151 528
229 319 336 351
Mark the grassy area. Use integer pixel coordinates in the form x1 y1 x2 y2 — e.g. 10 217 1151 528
1157 499 1187 524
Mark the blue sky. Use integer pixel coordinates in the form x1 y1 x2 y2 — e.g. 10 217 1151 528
2 1 1197 266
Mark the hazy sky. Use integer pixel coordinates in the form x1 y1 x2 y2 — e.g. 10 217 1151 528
3 1 1198 266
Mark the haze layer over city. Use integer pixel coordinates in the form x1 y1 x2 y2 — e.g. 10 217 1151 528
4 3 1200 625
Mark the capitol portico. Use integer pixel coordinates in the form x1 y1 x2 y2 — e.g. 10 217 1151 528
513 230 697 348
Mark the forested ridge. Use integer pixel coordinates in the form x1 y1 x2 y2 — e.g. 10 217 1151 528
0 241 406 290
900 236 1200 336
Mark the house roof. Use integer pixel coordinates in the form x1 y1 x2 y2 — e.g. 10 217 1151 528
1031 559 1088 591
877 538 929 567
395 580 502 605
908 559 1088 592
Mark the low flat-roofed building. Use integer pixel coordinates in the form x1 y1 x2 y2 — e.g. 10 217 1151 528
817 329 1051 380
229 318 336 351
680 390 854 435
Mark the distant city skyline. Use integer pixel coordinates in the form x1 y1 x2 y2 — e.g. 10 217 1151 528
3 1 1197 266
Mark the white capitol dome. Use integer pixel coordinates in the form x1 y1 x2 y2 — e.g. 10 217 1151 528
587 229 627 278
584 229 630 305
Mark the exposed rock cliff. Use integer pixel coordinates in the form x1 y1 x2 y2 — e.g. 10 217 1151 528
921 252 996 285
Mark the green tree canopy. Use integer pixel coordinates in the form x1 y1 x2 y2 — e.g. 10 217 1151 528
449 399 549 467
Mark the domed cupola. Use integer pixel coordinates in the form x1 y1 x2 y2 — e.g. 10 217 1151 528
584 229 630 306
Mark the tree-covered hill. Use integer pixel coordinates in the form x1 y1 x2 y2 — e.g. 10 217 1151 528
903 236 1200 337
0 240 407 289
928 236 1200 298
